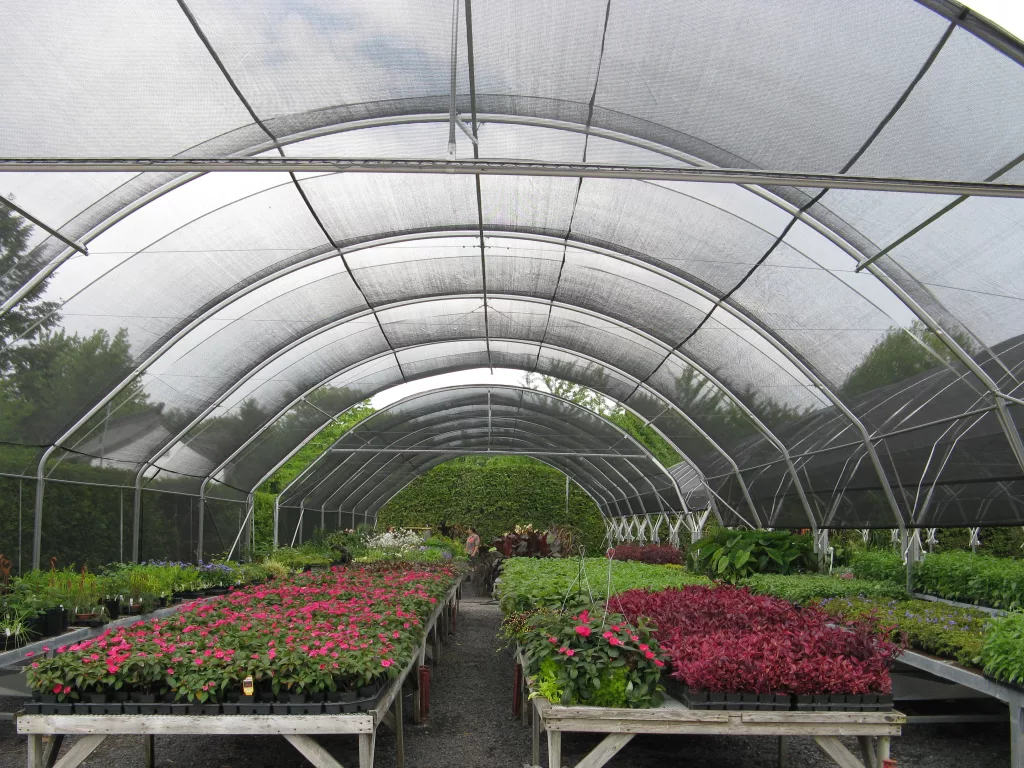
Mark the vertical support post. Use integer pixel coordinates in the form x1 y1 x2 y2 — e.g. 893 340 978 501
904 528 922 594
17 479 22 576
273 495 280 547
394 678 405 768
1010 700 1023 768
778 735 788 768
351 508 356 530
27 733 43 768
815 528 830 574
565 474 570 517
119 490 124 564
547 729 562 768
32 446 56 571
532 699 541 767
196 481 206 563
144 734 155 768
132 474 143 563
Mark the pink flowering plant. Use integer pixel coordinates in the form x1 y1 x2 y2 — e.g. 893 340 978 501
26 563 455 703
522 607 665 708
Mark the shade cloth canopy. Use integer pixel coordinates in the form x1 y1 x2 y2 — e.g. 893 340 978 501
3 0 1024 569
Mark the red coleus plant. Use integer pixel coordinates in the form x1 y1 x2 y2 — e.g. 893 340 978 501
26 563 455 703
611 586 900 696
610 544 684 566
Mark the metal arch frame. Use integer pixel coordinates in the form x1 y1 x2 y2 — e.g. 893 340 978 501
312 416 667 520
31 202 917 565
249 343 724 526
279 383 686 518
8 100 1022 485
224 335 745 531
118 222 834 501
178 288 770 505
318 430 636 521
286 418 631 518
311 453 612 537
183 287 812 524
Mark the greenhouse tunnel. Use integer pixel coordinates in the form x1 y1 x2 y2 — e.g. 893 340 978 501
1 0 1024 573
274 384 710 546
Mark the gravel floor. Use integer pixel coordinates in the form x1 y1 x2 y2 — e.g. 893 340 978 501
0 582 1012 767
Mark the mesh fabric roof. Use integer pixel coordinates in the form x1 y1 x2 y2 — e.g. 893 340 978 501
3 0 1024 565
276 385 693 542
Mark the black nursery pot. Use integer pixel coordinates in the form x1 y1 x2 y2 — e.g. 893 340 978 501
44 607 64 637
104 599 121 621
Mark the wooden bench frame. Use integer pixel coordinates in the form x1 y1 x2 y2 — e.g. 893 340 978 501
516 648 903 768
17 578 463 768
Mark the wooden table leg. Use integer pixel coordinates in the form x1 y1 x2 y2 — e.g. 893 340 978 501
394 683 405 768
532 703 541 766
41 735 63 768
579 734 634 768
857 736 877 768
285 735 344 768
358 732 376 768
48 735 106 768
778 736 788 768
1011 703 1024 768
876 736 891 766
27 735 43 768
144 734 154 768
547 730 562 768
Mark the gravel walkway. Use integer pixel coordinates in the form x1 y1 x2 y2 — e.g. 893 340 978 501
0 584 1012 767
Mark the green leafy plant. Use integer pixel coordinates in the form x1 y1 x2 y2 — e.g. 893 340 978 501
740 573 906 604
689 530 814 583
496 557 710 615
815 596 992 667
913 551 1024 610
850 551 905 584
980 612 1024 684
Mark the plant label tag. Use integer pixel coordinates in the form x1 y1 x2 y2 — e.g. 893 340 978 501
242 675 254 696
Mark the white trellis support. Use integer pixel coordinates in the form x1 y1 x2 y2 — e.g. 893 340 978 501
603 518 616 546
667 513 686 549
925 528 939 552
861 529 871 544
968 527 982 553
635 516 647 544
649 513 667 544
687 508 711 543
890 528 901 548
815 528 833 574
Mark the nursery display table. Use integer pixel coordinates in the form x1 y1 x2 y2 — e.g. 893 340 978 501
17 576 463 768
528 693 903 768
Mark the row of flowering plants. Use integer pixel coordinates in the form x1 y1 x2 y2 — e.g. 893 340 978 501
24 563 455 715
520 607 667 708
611 586 902 711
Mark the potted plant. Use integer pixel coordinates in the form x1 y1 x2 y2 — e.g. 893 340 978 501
0 607 35 651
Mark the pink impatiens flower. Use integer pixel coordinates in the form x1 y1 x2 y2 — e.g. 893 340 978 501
574 625 591 637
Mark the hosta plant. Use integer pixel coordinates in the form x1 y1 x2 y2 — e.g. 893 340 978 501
689 530 814 583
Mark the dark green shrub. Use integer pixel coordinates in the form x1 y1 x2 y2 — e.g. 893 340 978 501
689 530 814 583
850 550 905 584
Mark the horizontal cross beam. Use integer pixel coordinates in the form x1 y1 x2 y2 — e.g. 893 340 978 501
327 448 648 457
1 158 1022 197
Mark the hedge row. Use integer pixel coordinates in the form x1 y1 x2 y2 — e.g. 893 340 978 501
375 456 607 553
